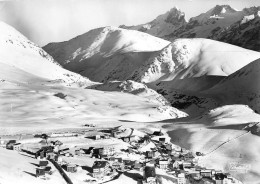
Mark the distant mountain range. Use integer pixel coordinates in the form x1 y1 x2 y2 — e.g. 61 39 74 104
121 5 260 52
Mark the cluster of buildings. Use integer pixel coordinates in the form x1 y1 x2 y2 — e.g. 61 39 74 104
0 129 243 184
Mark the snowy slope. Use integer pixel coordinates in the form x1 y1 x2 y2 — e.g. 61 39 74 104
43 26 170 82
130 38 260 91
0 21 91 85
120 7 186 38
205 58 260 113
166 104 260 184
89 80 188 118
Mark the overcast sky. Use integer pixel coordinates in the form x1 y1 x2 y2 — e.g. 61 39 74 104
0 0 259 46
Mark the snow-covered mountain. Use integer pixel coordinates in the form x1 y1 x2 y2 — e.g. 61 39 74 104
43 26 170 82
122 5 260 51
130 38 260 91
43 27 260 115
167 5 260 52
209 13 260 51
120 7 186 38
0 21 91 85
205 58 260 113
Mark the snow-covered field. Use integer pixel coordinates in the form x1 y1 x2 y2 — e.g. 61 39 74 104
0 148 66 184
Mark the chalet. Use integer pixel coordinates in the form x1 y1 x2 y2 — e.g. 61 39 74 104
152 131 163 137
111 158 124 171
39 161 48 169
44 166 52 174
146 151 155 159
95 135 101 140
123 160 135 169
58 148 70 155
159 160 168 170
184 152 195 162
101 135 110 139
13 143 21 151
36 168 45 178
41 146 54 152
183 162 193 169
46 151 55 160
100 146 115 156
92 161 110 179
51 140 63 146
109 157 115 161
82 147 94 154
134 162 143 171
159 137 166 143
189 171 201 181
92 148 102 158
177 173 186 184
54 155 63 163
6 140 16 149
111 131 117 138
143 166 157 184
35 150 45 159
201 170 212 178
122 136 131 142
75 149 83 156
41 134 49 139
149 160 156 166
64 164 77 173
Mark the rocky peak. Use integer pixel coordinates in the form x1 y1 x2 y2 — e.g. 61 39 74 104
210 5 237 16
164 7 186 25
243 6 260 16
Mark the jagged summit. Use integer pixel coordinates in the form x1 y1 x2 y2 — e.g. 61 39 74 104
242 6 260 17
164 6 186 25
209 5 237 16
119 6 186 38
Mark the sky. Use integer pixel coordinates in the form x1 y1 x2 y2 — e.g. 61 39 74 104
0 0 259 46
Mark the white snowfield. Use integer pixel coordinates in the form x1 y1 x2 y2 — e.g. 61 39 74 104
43 26 170 82
0 148 66 184
0 21 91 85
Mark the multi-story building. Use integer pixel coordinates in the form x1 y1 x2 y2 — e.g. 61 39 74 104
92 161 110 179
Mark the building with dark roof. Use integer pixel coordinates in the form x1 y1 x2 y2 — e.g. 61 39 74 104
152 131 163 136
64 164 77 173
143 166 157 184
92 161 110 179
39 161 48 168
13 143 21 151
6 140 16 150
36 168 45 178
